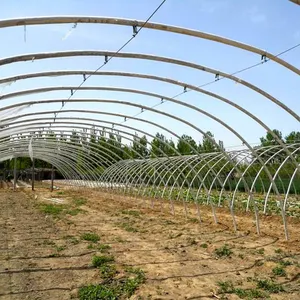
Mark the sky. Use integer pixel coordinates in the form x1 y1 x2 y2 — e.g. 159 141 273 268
0 0 299 150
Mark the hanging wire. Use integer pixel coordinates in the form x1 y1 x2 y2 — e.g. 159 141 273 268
52 0 167 123
119 41 300 125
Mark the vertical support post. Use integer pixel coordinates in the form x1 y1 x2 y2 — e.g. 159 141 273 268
13 157 17 191
51 165 54 192
32 158 35 191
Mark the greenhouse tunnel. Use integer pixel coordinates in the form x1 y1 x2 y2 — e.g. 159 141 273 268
0 16 299 241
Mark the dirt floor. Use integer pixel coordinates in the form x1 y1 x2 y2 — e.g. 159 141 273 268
0 186 299 299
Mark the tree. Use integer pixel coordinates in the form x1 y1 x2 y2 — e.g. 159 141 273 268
132 133 149 158
285 131 300 144
260 129 283 147
201 131 219 153
150 133 176 157
177 134 198 155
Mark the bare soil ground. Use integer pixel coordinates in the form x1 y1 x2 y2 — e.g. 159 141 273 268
0 187 299 299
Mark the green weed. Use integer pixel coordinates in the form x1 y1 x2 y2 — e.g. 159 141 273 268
280 260 293 267
55 245 66 252
92 255 114 268
217 281 269 299
81 232 100 243
79 267 145 299
257 248 265 255
73 197 87 206
39 203 65 216
100 264 117 280
215 244 233 257
78 284 118 300
272 266 286 277
98 244 111 253
120 223 138 233
256 279 284 293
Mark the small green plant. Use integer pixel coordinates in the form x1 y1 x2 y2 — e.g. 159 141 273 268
215 244 233 257
55 245 66 252
79 267 146 299
81 232 100 243
73 197 87 206
100 264 117 280
234 288 268 299
200 243 208 248
257 248 265 254
125 266 145 278
98 244 111 253
39 203 64 216
217 280 234 293
256 279 284 293
87 244 94 249
217 281 269 299
78 284 117 300
272 265 286 277
92 255 114 268
280 260 292 267
56 191 64 195
123 267 146 296
274 248 283 254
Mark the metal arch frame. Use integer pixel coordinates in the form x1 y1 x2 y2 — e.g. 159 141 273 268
0 128 143 188
1 84 296 187
1 122 195 196
179 153 223 222
166 155 219 221
1 130 298 233
238 145 300 205
0 98 296 238
0 16 299 75
263 146 300 212
1 139 106 184
205 150 252 232
0 51 298 122
284 167 299 210
246 145 300 211
230 145 287 207
0 117 201 195
0 70 297 172
1 147 83 184
0 98 258 195
2 107 231 215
